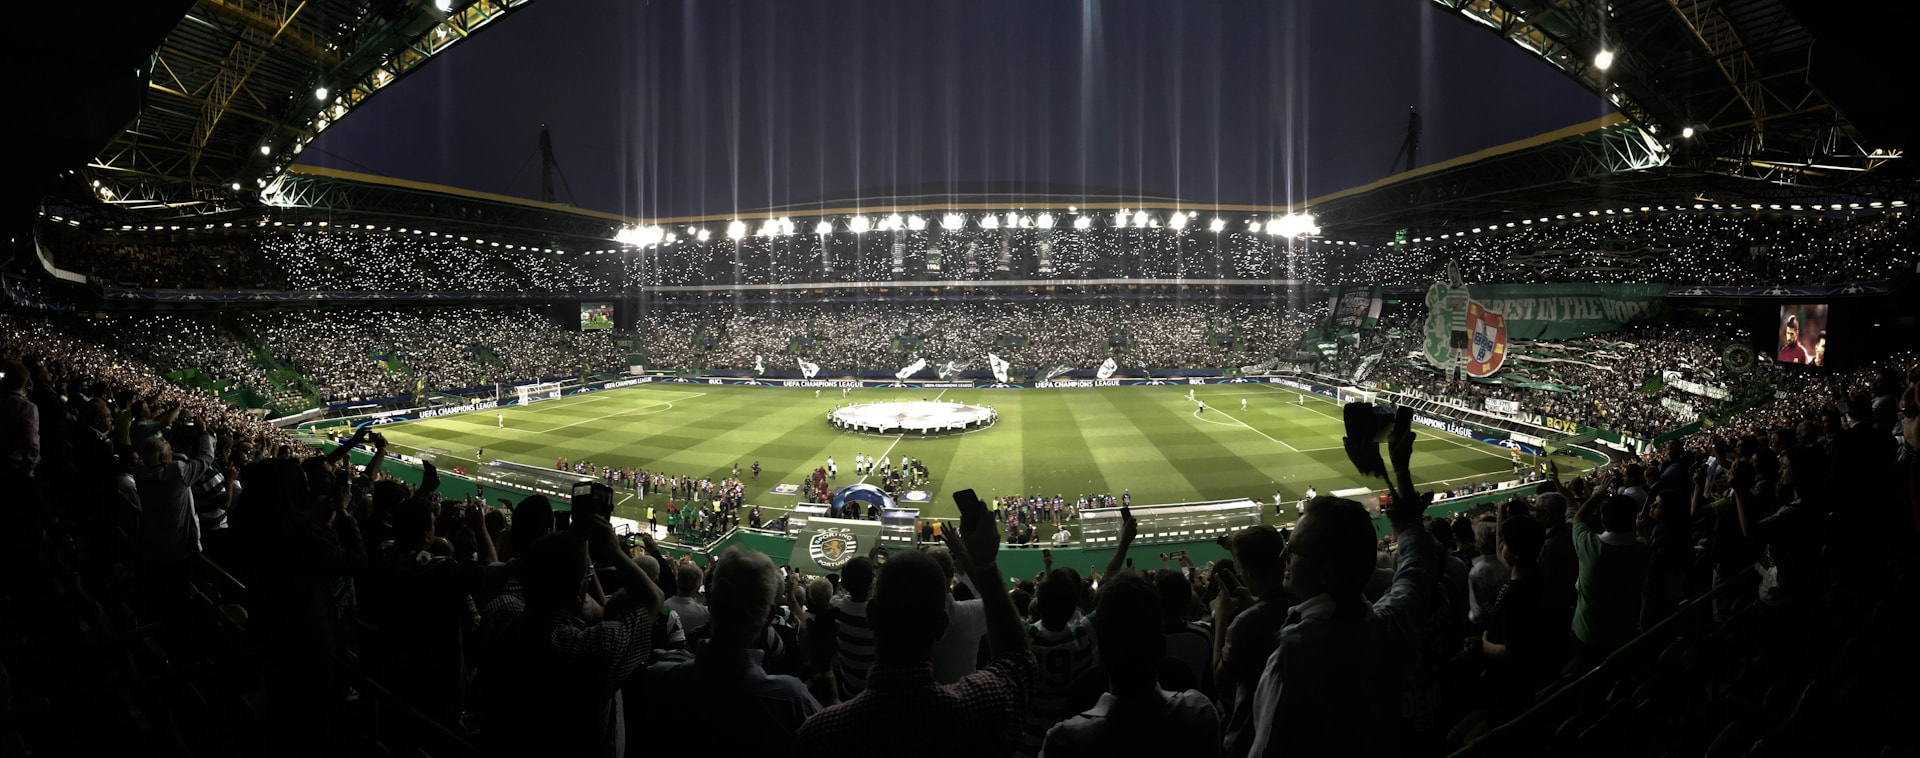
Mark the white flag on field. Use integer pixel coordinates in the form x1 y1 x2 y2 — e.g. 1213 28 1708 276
987 353 1011 383
1096 357 1118 380
797 358 820 379
895 358 928 381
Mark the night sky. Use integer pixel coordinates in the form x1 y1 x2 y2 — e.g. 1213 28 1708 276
303 0 1610 220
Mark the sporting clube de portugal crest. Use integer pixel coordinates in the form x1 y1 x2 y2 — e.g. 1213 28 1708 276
1423 281 1508 379
809 527 859 570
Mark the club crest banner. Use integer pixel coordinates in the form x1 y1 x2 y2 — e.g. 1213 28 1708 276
797 358 820 379
754 355 766 376
1466 301 1508 378
987 353 1011 383
1096 357 1118 380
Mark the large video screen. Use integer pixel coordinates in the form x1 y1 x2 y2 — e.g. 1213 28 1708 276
580 303 614 332
1776 304 1828 366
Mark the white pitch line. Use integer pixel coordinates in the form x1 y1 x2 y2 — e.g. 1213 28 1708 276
1193 405 1301 452
850 388 944 485
536 398 686 434
858 435 905 485
1252 383 1513 463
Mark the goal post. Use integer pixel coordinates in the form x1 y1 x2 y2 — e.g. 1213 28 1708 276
1337 386 1376 406
516 381 563 406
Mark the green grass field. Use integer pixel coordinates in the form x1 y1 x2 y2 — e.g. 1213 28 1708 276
374 383 1579 528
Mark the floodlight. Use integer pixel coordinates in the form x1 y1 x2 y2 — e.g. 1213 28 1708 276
1006 212 1021 228
231 182 241 191
640 226 664 246
696 228 712 242
1594 49 1614 70
884 213 903 231
1169 212 1189 230
848 216 871 234
980 215 999 230
1073 216 1093 230
1208 218 1226 233
814 220 833 235
1036 213 1056 229
1113 210 1130 228
778 217 795 236
259 145 271 155
727 220 746 240
1247 221 1261 233
315 86 329 100
876 216 896 232
1133 210 1150 228
907 215 927 231
1681 127 1694 138
940 213 964 231
435 0 451 12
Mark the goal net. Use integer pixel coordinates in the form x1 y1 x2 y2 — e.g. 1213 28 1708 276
1336 386 1376 406
516 381 563 406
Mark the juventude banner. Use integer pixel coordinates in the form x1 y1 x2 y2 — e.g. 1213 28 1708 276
1462 283 1669 340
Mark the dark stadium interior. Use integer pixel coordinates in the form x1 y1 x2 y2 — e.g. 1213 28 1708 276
3 1 1919 758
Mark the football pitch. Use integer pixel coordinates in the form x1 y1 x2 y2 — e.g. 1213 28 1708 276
375 383 1579 527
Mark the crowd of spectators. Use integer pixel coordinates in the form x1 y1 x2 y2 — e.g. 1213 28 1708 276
1353 211 1917 287
636 299 1324 373
240 308 623 402
10 347 1910 757
48 229 611 293
41 210 1914 295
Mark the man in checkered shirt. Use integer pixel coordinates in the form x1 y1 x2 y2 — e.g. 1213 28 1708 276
798 490 1035 757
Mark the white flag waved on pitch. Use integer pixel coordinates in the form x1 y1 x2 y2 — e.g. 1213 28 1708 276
797 357 820 379
987 353 1011 383
895 358 928 381
1096 357 1118 380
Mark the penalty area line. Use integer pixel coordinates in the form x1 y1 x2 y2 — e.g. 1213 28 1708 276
1193 405 1300 452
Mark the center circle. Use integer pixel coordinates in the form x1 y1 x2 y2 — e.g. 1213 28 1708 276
829 400 997 435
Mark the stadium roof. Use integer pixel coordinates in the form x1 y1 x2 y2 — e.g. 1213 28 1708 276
1429 0 1912 186
28 0 1915 253
71 0 530 218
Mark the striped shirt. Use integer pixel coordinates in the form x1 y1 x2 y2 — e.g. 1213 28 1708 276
832 595 875 700
1020 612 1099 757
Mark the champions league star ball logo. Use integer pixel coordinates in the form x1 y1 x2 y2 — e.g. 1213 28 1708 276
809 527 859 569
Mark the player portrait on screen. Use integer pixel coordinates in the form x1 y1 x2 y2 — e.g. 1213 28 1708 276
1776 305 1828 367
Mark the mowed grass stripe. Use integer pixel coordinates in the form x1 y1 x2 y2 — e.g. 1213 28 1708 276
942 390 1026 505
372 384 1580 526
1076 390 1203 503
1094 389 1259 500
1017 390 1109 496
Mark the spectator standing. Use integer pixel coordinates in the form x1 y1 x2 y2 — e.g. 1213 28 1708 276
797 492 1034 758
1041 570 1221 758
831 556 878 700
1243 418 1443 758
1212 525 1294 758
485 518 662 758
1568 477 1652 671
643 547 821 752
665 561 712 639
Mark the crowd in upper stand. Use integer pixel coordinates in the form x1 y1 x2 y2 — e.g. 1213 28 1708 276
1354 211 1917 287
636 300 1326 373
38 210 1915 293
